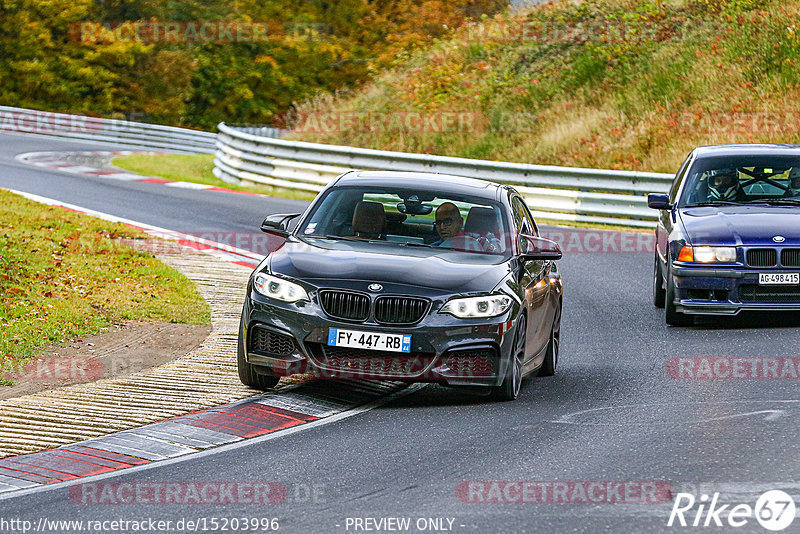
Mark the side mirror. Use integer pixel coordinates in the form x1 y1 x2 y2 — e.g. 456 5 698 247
519 235 562 261
647 193 672 210
260 213 301 237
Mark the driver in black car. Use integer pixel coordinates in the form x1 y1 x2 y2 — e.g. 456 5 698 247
432 203 481 251
707 169 742 201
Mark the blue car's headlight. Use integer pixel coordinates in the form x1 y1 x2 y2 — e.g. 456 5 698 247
440 294 512 318
253 273 309 302
678 246 737 263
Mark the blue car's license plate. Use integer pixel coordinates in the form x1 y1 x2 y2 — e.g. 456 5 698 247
759 273 800 285
328 328 411 353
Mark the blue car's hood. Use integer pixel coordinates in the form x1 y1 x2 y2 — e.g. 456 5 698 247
679 206 800 246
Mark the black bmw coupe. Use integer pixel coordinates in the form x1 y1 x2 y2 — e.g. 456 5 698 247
237 170 564 400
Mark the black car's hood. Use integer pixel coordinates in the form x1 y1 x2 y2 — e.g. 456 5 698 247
268 238 510 292
679 206 800 246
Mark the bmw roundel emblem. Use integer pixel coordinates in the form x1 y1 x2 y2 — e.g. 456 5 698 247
368 283 383 292
773 235 786 243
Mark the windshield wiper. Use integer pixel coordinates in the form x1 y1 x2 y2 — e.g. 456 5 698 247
303 234 364 242
747 199 800 206
687 201 744 207
397 242 437 248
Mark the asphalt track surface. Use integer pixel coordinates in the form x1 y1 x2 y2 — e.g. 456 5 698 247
1 133 799 533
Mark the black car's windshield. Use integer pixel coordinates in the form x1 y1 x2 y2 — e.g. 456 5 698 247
297 187 510 255
680 155 800 207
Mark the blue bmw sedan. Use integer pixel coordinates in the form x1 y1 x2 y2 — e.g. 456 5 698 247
649 144 800 326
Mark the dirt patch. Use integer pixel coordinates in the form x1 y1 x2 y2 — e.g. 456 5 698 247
0 321 212 400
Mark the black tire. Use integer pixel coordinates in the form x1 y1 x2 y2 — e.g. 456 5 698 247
653 251 666 308
538 313 560 377
492 315 526 401
665 265 693 327
237 323 280 390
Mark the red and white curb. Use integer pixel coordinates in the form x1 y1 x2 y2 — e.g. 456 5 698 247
15 151 261 196
0 381 417 497
0 188 422 498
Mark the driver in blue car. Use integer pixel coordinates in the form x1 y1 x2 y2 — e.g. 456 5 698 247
788 168 800 196
707 169 742 201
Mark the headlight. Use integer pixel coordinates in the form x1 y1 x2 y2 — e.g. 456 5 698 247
678 246 737 263
253 273 309 302
440 294 512 318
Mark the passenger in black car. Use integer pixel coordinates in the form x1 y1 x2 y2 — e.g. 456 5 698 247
351 201 386 240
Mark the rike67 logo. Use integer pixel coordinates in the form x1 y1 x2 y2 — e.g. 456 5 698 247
668 490 796 531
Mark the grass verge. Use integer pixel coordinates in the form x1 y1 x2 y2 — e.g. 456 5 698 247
112 153 317 201
0 189 210 380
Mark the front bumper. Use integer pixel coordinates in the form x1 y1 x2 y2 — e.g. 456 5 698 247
242 291 518 387
672 264 800 315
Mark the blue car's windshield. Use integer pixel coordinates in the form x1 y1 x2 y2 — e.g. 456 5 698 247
680 155 800 207
297 187 511 255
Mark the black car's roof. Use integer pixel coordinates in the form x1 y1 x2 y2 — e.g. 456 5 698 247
333 170 503 199
694 144 800 158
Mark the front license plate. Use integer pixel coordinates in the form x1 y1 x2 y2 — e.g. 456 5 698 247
759 273 800 285
327 328 411 353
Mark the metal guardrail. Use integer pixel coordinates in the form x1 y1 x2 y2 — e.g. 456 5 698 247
0 106 672 227
214 122 673 228
0 106 217 153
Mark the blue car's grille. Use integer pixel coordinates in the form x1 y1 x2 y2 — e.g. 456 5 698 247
319 290 370 321
740 285 800 303
746 248 777 267
781 249 800 267
374 296 429 325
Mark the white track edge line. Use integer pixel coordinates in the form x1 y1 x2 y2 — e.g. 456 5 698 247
0 384 427 502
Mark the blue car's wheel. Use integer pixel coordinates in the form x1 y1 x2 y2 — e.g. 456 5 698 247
653 251 666 309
